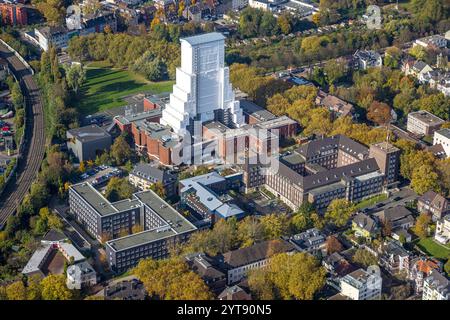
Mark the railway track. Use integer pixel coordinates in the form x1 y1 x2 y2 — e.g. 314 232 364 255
0 44 45 227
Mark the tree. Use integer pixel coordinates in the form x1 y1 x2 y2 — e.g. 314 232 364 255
384 46 402 68
238 216 266 247
6 281 27 300
413 213 431 239
260 213 289 239
150 181 166 199
247 268 275 300
411 164 440 195
409 45 427 60
133 257 212 300
104 177 135 202
35 0 65 26
290 213 310 233
79 161 86 173
352 248 378 268
27 275 42 300
132 224 144 234
445 258 450 276
367 101 392 127
323 60 347 86
325 236 343 255
259 12 279 36
249 252 326 300
277 13 292 35
110 136 132 165
65 64 86 94
325 199 356 228
40 275 74 300
184 218 238 256
82 0 101 15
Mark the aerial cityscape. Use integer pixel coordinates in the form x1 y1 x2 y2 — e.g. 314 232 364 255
0 0 449 303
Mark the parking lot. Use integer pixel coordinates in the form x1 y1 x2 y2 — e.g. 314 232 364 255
72 165 123 189
359 186 418 215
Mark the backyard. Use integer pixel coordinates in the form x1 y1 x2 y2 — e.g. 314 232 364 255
76 62 174 116
416 237 450 260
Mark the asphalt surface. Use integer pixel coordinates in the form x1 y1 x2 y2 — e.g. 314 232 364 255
0 44 45 227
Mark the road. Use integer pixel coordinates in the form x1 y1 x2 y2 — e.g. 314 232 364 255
0 43 46 228
51 199 113 280
364 186 418 214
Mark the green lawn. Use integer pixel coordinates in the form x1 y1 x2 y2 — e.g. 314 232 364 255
355 193 388 210
77 63 174 115
416 237 450 260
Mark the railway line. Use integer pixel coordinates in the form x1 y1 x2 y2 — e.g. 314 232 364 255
0 43 45 228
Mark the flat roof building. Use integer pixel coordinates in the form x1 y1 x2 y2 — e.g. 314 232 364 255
69 181 197 273
67 124 112 162
407 110 445 136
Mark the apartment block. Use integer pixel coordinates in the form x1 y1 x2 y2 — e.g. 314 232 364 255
69 182 197 273
242 135 391 211
340 268 382 300
369 142 401 186
407 110 445 136
422 270 450 300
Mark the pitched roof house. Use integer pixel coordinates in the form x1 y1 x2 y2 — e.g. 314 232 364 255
218 240 296 285
418 190 450 221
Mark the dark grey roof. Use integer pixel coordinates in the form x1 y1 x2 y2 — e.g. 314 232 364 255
220 240 295 268
353 213 378 233
302 158 380 191
425 270 450 298
271 157 380 191
130 163 177 184
377 206 413 223
418 190 449 212
67 125 111 143
42 229 67 242
436 128 450 139
239 100 276 122
296 135 369 160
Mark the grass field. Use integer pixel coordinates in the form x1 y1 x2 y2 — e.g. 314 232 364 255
416 237 450 260
355 193 388 210
77 62 174 115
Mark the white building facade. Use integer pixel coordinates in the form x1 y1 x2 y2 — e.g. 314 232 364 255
66 261 97 290
340 267 382 300
160 32 244 135
422 270 450 300
433 128 450 158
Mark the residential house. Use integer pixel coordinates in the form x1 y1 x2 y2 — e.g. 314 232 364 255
407 110 445 136
353 50 382 70
414 35 448 50
323 252 357 278
374 206 415 232
286 228 326 254
218 240 296 285
378 240 413 275
409 257 442 294
435 214 450 244
129 163 177 197
66 261 97 290
339 267 383 300
352 212 379 240
422 270 450 300
315 90 355 119
185 252 227 295
433 128 450 159
218 285 252 300
418 190 450 221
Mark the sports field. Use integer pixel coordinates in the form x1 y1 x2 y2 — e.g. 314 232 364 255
77 62 174 115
